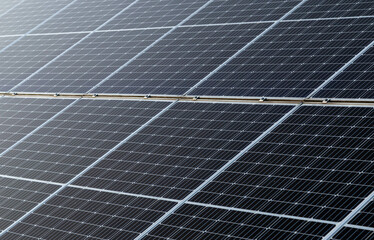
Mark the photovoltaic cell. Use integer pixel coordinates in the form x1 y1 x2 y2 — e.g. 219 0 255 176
332 227 374 240
0 34 85 92
0 97 73 153
0 0 371 238
32 0 133 34
0 99 171 183
286 0 374 19
314 46 374 99
13 29 168 93
183 0 301 25
190 106 374 222
92 23 270 95
146 204 334 240
190 18 374 98
73 102 293 200
0 0 72 35
0 177 59 232
349 199 374 228
2 187 176 240
100 0 207 31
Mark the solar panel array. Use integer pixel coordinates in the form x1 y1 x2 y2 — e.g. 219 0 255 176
0 0 373 240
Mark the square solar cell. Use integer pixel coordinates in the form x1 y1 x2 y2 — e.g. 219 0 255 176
190 18 374 98
13 29 168 93
33 0 134 34
0 34 85 92
74 102 293 200
0 177 59 232
0 0 72 35
314 46 374 99
349 199 374 228
0 99 171 183
0 97 73 154
145 204 334 240
286 0 374 19
92 23 270 95
190 105 374 222
332 227 374 240
183 0 301 25
3 187 176 240
100 0 207 31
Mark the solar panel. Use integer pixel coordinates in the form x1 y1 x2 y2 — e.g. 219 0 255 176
313 45 374 99
183 0 301 25
190 18 374 98
286 0 374 19
145 204 334 240
349 199 374 228
0 0 373 239
32 0 134 34
0 97 73 153
0 0 72 35
73 102 293 199
92 23 270 95
13 29 168 93
0 99 170 183
2 187 176 240
332 227 374 240
0 34 85 92
0 177 59 232
190 105 374 222
99 0 207 31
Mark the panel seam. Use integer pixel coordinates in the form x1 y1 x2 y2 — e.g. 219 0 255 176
0 100 177 237
9 0 142 92
87 0 218 93
322 191 374 240
307 40 374 98
0 0 79 56
0 170 372 230
1 15 374 39
345 224 374 232
134 104 302 240
0 98 79 158
183 0 309 96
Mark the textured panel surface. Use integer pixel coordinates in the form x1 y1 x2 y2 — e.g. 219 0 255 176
100 0 207 30
0 177 59 232
0 0 72 35
33 0 133 33
146 204 334 240
314 46 374 99
184 0 301 25
92 23 270 95
74 102 293 200
332 227 374 240
286 0 374 19
191 106 374 222
0 100 170 183
191 18 374 98
0 0 23 16
0 97 73 154
14 29 167 93
3 187 176 240
0 34 85 92
349 199 374 228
